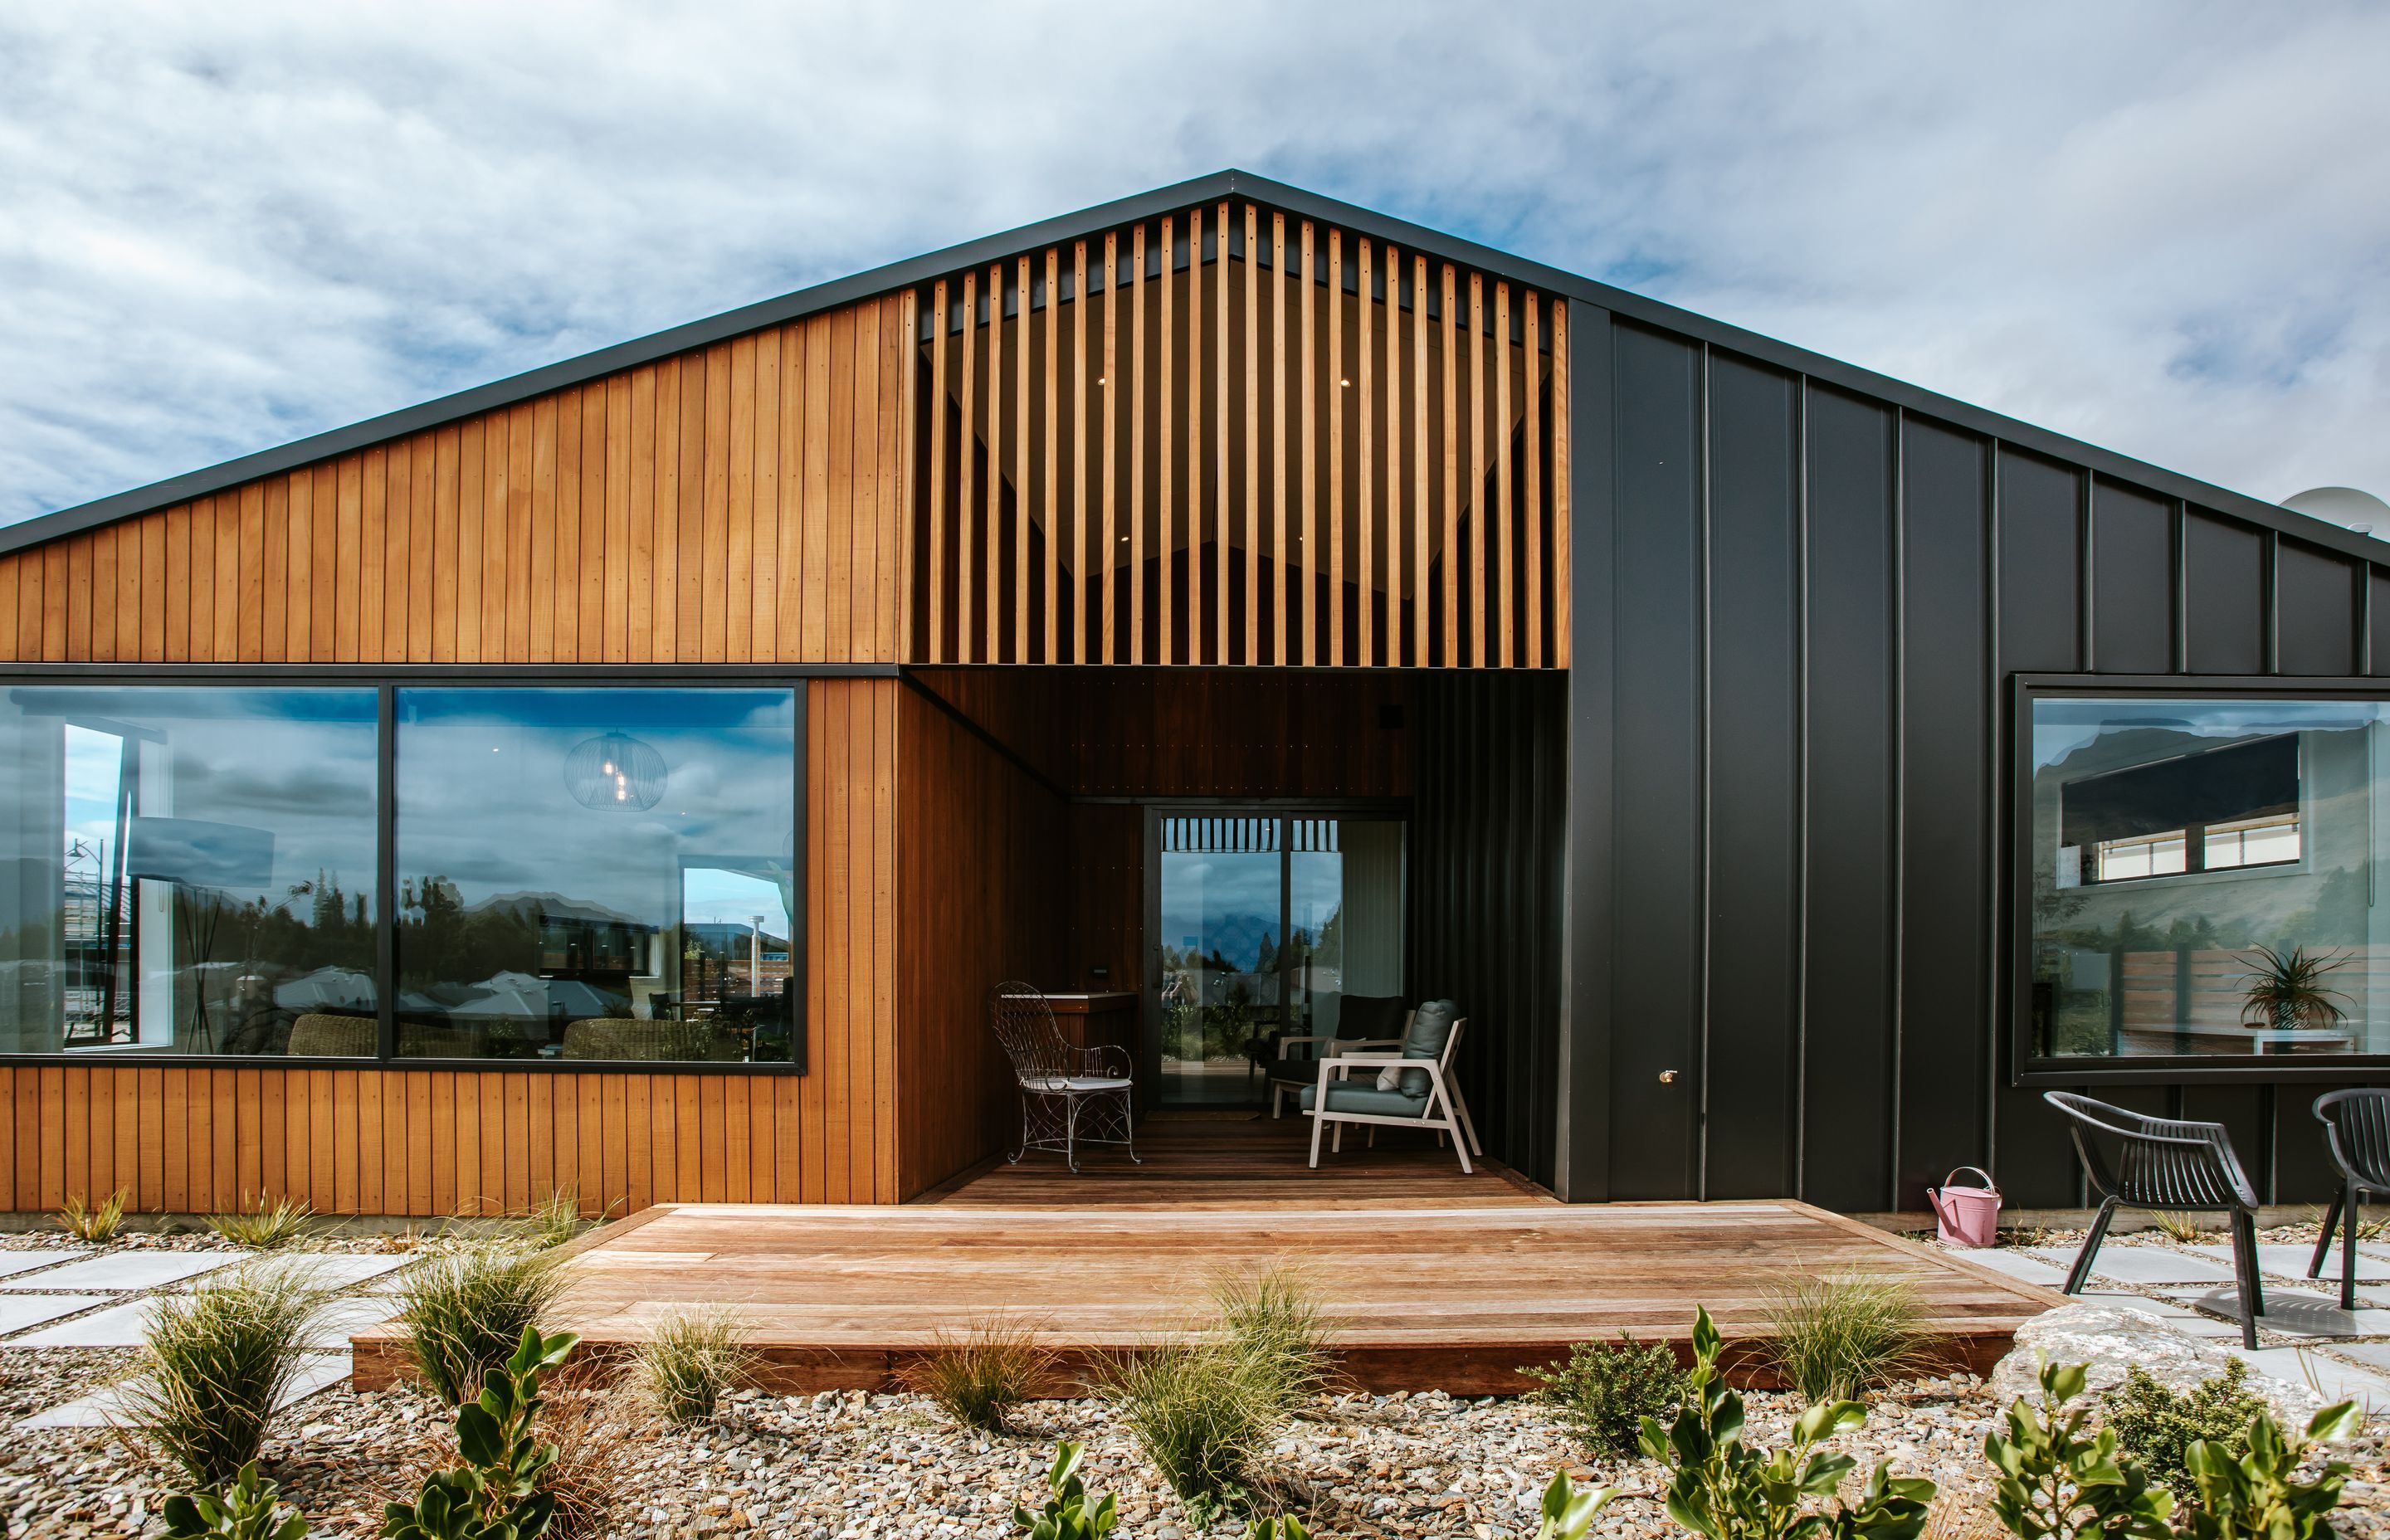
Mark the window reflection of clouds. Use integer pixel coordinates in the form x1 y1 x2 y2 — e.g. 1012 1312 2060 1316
396 689 795 929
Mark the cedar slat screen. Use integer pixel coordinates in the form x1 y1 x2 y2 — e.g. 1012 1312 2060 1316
908 202 1568 668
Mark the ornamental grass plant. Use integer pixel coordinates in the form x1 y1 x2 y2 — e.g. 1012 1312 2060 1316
392 1241 566 1404
117 1261 331 1487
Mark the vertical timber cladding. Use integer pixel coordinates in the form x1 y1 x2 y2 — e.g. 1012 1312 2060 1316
909 201 1570 668
0 293 918 1215
1580 306 2390 1211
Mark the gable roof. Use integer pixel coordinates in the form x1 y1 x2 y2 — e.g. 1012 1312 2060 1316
4 168 2371 566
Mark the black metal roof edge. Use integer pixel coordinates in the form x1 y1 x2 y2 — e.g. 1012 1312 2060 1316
8 166 2374 570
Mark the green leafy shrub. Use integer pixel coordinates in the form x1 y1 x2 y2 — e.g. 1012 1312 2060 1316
382 1325 580 1540
119 1262 329 1487
1637 1304 1937 1540
1212 1262 1330 1413
2178 1399 2359 1540
1761 1271 1943 1403
904 1315 1056 1432
1017 1440 1119 1540
393 1243 565 1404
631 1306 758 1425
207 1193 315 1250
1524 1333 1687 1456
1983 1355 2357 1540
59 1187 128 1243
1244 1516 1310 1540
163 1460 309 1540
2102 1362 2270 1498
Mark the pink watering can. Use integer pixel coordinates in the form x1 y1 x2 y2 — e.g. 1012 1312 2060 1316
1926 1167 2002 1248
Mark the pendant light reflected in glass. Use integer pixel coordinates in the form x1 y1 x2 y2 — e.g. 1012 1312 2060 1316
563 732 668 811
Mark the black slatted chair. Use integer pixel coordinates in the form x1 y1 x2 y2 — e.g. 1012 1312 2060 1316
2308 1089 2390 1309
2043 1090 2266 1349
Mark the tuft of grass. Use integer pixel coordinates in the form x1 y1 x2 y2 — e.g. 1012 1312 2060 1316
1760 1272 1944 1403
391 1241 565 1404
1097 1334 1282 1505
632 1306 760 1425
2144 1210 2213 1245
1209 1262 1331 1415
1523 1334 1689 1456
901 1314 1055 1432
521 1187 588 1250
2303 1203 2390 1245
58 1187 128 1244
205 1192 314 1250
115 1261 329 1486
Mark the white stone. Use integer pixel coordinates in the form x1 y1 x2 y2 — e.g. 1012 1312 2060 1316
0 1251 90 1282
1989 1301 2323 1424
16 1251 241 1292
16 1352 350 1430
0 1294 113 1336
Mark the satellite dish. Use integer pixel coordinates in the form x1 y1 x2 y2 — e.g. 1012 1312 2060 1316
2283 485 2390 538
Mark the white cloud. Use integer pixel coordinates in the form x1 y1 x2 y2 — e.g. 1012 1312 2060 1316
2 2 2386 529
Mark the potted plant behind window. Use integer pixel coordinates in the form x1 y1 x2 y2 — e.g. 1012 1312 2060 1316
2240 943 2351 1035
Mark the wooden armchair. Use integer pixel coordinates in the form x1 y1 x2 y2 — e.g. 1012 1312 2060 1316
1298 1000 1482 1173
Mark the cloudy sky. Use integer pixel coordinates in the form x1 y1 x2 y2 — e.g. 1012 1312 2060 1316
3 3 2387 530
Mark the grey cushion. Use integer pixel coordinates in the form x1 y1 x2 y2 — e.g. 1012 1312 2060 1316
1297 1080 1429 1118
1393 999 1459 1096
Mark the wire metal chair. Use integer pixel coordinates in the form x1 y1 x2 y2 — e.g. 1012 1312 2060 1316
989 982 1139 1173
2308 1089 2390 1309
2043 1089 2266 1349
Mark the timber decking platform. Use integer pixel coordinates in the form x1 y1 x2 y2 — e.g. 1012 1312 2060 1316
351 1123 2059 1394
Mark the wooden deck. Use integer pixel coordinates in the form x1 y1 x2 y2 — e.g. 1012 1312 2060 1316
352 1118 2061 1395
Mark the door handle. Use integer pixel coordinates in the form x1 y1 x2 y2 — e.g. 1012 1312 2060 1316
1657 1070 1679 1084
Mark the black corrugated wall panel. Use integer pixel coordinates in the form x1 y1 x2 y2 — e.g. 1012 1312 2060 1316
1568 308 2390 1211
1412 671 1565 1191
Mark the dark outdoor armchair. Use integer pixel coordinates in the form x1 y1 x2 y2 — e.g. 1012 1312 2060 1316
2308 1089 2390 1309
2043 1089 2266 1349
989 981 1139 1173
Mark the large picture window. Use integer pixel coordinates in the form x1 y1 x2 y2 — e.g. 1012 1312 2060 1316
0 686 380 1055
394 688 799 1063
0 678 806 1069
2028 694 2390 1064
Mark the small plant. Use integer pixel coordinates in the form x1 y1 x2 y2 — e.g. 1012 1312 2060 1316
2102 1361 2270 1498
1245 1516 1310 1540
118 1263 329 1487
904 1315 1056 1432
2178 1399 2359 1540
1017 1440 1119 1540
2239 944 2350 1034
1097 1334 1281 1505
521 1189 584 1251
60 1187 129 1243
632 1306 758 1424
1638 1305 1937 1540
393 1243 565 1405
382 1325 580 1540
163 1460 309 1540
1532 1470 1612 1540
2144 1212 2212 1245
1983 1357 2175 1539
1212 1261 1331 1414
1762 1271 1943 1403
1524 1333 1688 1456
207 1193 315 1250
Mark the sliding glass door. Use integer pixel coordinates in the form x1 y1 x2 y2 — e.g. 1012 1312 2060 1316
1151 811 1405 1110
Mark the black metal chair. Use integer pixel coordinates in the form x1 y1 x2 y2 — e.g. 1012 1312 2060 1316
2043 1090 2266 1349
2308 1089 2390 1309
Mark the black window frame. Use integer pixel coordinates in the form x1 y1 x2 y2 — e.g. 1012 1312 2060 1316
0 660 870 1075
2012 672 2390 1085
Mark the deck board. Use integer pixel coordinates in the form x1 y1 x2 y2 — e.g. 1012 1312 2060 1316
351 1120 2059 1395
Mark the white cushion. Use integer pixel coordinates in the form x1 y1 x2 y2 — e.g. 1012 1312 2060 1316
1022 1075 1131 1094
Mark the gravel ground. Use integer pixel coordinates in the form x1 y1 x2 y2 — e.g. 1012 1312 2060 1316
8 1370 2389 1540
7 1219 2390 1537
